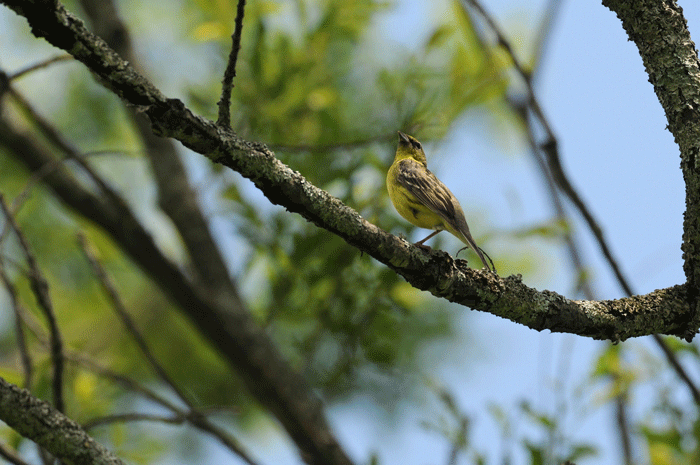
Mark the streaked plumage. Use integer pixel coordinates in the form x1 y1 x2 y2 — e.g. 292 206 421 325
387 131 493 272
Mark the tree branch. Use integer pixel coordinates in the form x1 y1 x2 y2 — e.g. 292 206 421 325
217 0 247 127
0 265 33 390
603 0 700 332
0 194 65 413
0 375 126 465
0 442 32 465
0 0 697 343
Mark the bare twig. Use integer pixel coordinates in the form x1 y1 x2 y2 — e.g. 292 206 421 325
652 333 700 404
541 140 634 297
77 232 258 464
0 195 65 413
83 413 185 431
270 133 393 153
0 266 33 390
77 233 191 402
531 0 564 82
217 0 247 127
8 54 73 80
615 389 633 465
0 442 32 465
7 87 123 203
186 414 257 464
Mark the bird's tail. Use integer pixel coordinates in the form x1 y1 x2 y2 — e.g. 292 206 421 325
457 230 495 273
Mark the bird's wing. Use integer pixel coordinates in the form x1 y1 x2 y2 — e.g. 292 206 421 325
395 158 461 227
396 159 494 271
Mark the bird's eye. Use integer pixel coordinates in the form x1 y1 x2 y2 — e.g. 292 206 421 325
413 141 422 150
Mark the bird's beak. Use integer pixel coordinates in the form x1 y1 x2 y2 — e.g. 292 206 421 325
398 131 409 143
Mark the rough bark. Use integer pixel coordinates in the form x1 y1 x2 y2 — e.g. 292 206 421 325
0 376 125 465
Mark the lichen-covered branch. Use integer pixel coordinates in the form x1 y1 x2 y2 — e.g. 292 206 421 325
0 0 696 343
0 376 125 465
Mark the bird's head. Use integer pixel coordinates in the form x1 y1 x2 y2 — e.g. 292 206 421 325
396 131 428 166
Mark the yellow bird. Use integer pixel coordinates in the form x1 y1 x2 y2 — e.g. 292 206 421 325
387 131 494 272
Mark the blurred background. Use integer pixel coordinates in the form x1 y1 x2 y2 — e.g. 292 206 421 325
1 0 699 464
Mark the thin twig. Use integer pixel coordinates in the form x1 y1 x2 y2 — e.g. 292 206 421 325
0 195 65 413
77 232 191 403
8 87 121 201
77 232 258 465
615 390 633 465
270 133 394 153
0 441 32 465
186 415 257 465
541 140 634 296
83 413 185 431
531 0 564 84
652 333 700 403
0 266 33 390
217 0 247 127
8 54 73 81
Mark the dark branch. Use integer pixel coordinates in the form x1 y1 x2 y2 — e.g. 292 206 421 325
78 233 258 465
615 392 633 465
83 413 185 431
0 195 65 413
217 0 247 127
77 233 189 399
0 266 33 390
9 54 73 80
0 442 31 465
652 333 700 404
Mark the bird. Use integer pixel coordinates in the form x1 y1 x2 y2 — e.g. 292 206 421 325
386 131 494 272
